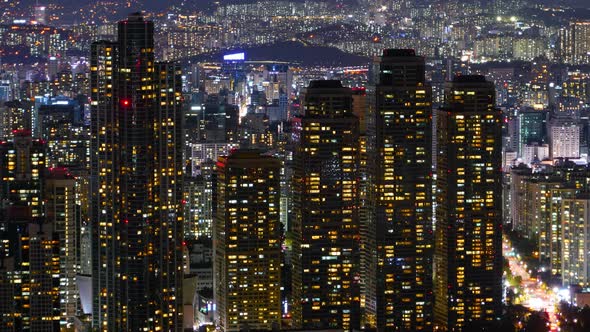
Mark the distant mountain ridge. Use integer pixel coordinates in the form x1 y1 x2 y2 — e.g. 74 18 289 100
186 41 370 66
22 0 356 12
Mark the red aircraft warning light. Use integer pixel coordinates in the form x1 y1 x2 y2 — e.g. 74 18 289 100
120 98 131 108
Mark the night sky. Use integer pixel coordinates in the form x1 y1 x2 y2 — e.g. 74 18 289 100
18 0 590 7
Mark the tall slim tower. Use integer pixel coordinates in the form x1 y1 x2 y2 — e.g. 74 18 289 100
434 75 503 330
366 49 433 330
292 80 360 330
214 150 282 332
45 168 79 329
151 60 184 331
561 196 590 287
89 38 119 331
90 13 183 331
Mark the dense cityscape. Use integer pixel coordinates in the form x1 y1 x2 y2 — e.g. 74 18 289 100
0 0 589 331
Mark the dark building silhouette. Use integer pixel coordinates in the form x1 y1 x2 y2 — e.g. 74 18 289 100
292 80 361 330
90 13 184 331
199 94 239 143
38 96 88 170
434 75 503 330
0 132 54 330
366 49 433 330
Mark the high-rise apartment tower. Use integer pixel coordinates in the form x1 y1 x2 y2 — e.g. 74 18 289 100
214 150 282 332
90 13 184 331
366 49 433 330
434 75 503 330
292 80 360 330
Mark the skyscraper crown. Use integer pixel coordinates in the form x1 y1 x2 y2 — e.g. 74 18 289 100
126 12 144 22
382 49 416 57
308 80 343 89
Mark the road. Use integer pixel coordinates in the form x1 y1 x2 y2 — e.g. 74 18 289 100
503 236 559 331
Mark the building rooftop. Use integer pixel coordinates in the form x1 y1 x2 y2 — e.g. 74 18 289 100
127 12 144 22
382 49 416 57
308 80 343 89
453 75 488 83
217 149 280 168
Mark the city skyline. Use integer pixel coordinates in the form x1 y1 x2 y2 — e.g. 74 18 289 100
0 1 589 331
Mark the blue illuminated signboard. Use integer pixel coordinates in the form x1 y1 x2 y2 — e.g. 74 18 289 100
223 52 245 61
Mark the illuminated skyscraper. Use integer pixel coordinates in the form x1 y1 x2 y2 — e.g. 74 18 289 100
561 196 590 287
45 168 79 328
366 49 433 330
0 132 48 330
551 125 580 159
90 13 184 331
0 101 33 139
38 96 89 170
0 132 46 221
0 144 79 331
434 75 503 330
291 80 360 330
517 110 546 155
214 150 282 332
559 21 590 65
184 169 214 240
